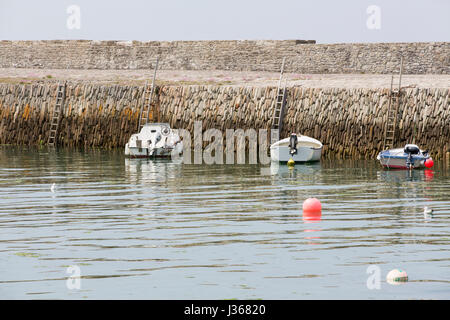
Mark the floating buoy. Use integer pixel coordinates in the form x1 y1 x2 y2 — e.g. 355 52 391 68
302 198 322 221
424 206 433 220
386 269 408 284
424 158 434 168
287 158 295 167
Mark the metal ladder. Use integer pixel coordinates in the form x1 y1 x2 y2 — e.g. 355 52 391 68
271 58 288 142
47 82 66 147
138 57 159 131
383 57 403 150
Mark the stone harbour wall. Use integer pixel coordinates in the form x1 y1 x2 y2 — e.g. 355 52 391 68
0 82 448 159
1 40 449 74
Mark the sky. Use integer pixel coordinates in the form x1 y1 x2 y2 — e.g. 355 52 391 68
0 0 449 43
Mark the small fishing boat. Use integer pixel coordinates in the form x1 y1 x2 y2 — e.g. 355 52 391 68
125 123 183 158
376 144 433 169
270 133 322 163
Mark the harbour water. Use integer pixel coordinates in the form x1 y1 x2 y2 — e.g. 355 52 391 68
0 146 449 299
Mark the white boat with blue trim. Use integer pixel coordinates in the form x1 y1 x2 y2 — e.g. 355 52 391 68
376 144 433 169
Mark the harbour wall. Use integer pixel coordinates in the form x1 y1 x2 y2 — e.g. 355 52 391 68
1 40 449 74
0 82 448 159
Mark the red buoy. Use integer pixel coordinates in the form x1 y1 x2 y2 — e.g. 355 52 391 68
424 158 434 168
302 198 322 221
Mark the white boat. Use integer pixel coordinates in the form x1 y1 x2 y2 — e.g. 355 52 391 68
376 144 433 169
125 123 183 158
270 133 322 162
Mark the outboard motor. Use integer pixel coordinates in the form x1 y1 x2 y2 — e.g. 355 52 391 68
289 133 298 155
404 144 420 169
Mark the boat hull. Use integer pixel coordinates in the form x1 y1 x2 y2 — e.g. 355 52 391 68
270 135 322 163
124 123 183 159
378 158 425 169
377 147 430 169
125 143 183 159
270 146 322 162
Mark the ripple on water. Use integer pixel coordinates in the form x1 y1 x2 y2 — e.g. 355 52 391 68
0 147 449 299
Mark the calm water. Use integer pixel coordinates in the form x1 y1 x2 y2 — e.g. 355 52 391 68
0 146 449 299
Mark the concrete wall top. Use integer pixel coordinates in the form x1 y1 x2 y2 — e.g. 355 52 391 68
0 40 448 74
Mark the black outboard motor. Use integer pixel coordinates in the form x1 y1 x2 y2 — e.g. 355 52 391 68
289 133 298 155
404 144 420 169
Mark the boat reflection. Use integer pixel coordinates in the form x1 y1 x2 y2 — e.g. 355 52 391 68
266 161 322 177
124 157 183 184
377 168 433 183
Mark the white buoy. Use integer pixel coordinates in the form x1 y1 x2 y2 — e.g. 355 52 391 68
386 269 408 285
50 183 56 193
424 206 433 220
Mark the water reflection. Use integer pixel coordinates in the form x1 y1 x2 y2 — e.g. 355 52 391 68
124 158 182 184
377 168 429 183
0 146 449 300
268 161 321 177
